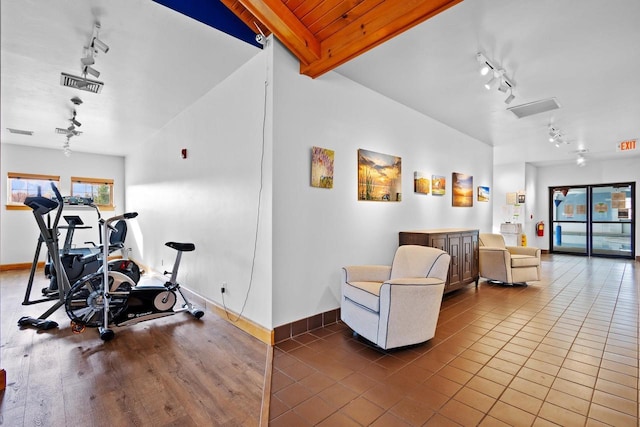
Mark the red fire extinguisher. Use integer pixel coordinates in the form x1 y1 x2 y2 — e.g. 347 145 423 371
536 221 544 237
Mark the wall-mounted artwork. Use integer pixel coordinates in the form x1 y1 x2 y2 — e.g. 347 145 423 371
414 172 430 194
432 175 446 195
452 172 473 207
478 186 490 202
311 146 334 188
358 149 401 201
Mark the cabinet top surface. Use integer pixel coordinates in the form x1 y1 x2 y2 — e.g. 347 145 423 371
400 228 479 234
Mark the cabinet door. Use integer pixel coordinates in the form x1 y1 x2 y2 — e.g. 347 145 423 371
448 234 461 286
461 233 475 281
428 235 448 252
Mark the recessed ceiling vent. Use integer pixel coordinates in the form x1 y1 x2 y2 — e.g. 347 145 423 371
60 72 104 94
6 128 34 135
507 97 560 119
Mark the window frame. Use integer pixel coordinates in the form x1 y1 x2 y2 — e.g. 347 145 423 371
70 176 115 210
6 172 60 210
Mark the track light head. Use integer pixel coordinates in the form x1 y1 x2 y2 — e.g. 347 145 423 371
70 96 83 105
70 110 81 127
83 65 100 78
504 92 515 104
91 37 109 53
484 76 497 90
81 55 95 66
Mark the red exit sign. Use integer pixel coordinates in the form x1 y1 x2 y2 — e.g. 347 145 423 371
618 139 637 151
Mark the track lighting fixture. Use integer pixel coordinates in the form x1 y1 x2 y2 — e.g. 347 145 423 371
548 125 571 147
63 136 72 157
91 37 109 54
70 110 81 127
504 90 515 104
83 65 100 78
477 52 515 103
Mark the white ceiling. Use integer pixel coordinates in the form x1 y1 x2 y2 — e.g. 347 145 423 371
2 0 640 167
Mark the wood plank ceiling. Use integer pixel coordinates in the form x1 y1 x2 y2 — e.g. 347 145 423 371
220 0 463 78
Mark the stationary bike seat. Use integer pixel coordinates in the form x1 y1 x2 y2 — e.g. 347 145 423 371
165 242 195 252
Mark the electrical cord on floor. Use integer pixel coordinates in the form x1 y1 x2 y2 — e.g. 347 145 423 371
222 49 269 323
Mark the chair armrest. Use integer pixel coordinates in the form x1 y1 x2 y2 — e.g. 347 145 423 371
507 246 541 257
343 265 391 283
385 277 445 286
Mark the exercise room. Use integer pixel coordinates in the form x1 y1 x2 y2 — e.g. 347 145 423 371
1 0 639 425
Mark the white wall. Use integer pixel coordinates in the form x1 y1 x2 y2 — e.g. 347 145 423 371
271 42 494 327
0 143 125 265
123 49 273 328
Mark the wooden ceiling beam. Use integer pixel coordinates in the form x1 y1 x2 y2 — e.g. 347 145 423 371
236 0 321 65
301 0 463 78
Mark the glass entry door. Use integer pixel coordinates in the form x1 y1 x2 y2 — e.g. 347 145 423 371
550 182 635 259
551 187 588 255
591 184 633 257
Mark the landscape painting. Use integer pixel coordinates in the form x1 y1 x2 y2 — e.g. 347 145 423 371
414 171 430 194
311 146 334 188
358 149 401 201
452 172 473 207
432 175 446 195
478 186 490 202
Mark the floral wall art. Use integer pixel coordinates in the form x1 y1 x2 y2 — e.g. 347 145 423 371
311 146 334 188
357 149 401 201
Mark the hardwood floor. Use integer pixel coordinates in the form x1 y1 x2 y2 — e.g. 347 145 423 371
0 269 268 427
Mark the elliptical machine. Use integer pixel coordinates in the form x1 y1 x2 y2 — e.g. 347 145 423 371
64 212 204 341
18 183 140 331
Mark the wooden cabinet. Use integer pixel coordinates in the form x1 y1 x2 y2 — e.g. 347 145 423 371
399 229 479 294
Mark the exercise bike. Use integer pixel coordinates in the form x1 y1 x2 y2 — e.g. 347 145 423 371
18 183 141 331
64 212 204 341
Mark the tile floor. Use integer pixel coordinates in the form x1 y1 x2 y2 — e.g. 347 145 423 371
269 255 639 426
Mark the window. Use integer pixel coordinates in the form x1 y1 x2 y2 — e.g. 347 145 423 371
71 177 114 209
6 172 60 209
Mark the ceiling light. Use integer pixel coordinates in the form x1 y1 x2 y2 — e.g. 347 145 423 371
81 55 95 66
504 91 515 104
576 154 586 167
476 52 493 76
70 110 81 127
484 76 497 90
63 137 72 157
83 65 100 78
70 96 83 105
91 37 109 53
476 52 515 97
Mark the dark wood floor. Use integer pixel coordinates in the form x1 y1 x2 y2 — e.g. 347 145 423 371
0 269 268 427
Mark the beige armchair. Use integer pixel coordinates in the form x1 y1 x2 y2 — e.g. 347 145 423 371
341 245 450 350
479 233 541 285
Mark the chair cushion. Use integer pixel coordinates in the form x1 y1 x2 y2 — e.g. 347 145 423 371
511 254 539 268
343 281 382 312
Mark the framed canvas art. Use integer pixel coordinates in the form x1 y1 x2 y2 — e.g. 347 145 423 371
357 149 401 201
432 175 446 195
452 172 473 207
311 146 334 188
478 186 490 202
414 171 430 194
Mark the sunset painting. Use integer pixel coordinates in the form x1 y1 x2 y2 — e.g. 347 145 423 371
414 171 430 194
311 146 334 188
452 172 473 207
358 149 401 201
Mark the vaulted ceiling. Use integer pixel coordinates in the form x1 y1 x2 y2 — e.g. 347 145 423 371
2 0 639 167
220 0 462 78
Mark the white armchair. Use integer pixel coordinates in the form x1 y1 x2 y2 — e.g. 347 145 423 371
479 233 541 285
341 245 450 350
